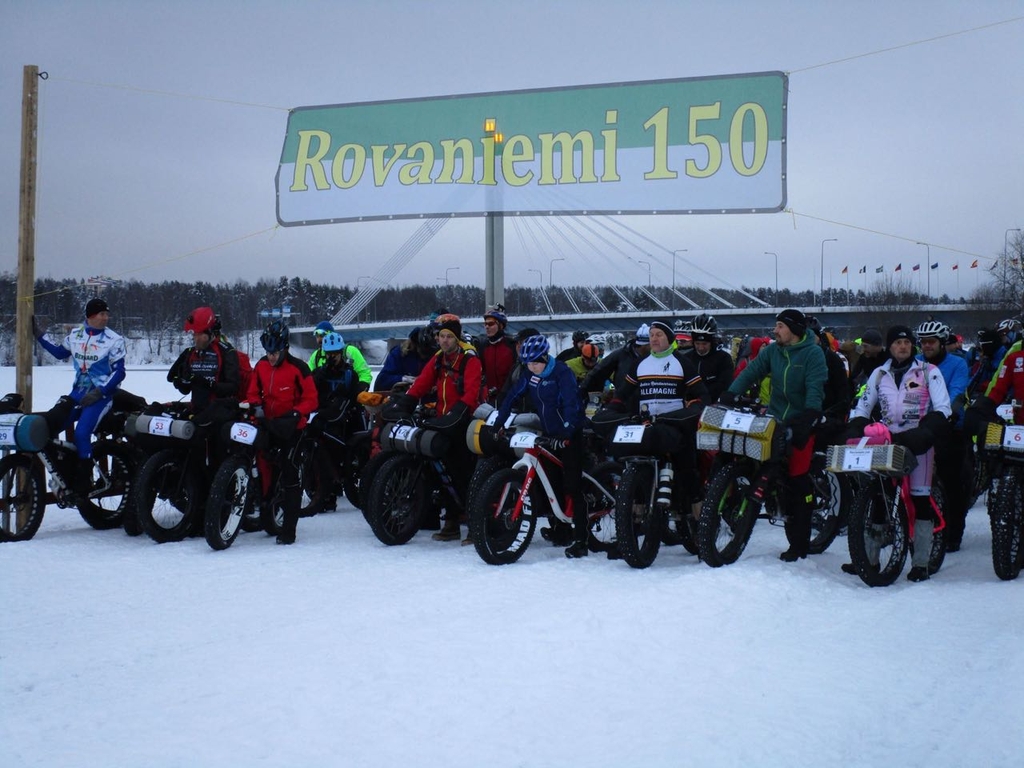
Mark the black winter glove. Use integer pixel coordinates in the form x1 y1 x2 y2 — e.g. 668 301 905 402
79 389 104 407
423 401 469 431
892 427 933 456
191 375 212 391
787 409 821 449
545 437 570 451
963 397 996 438
172 373 194 393
844 416 870 442
718 390 738 406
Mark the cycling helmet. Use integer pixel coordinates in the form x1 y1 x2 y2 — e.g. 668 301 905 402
996 318 1022 334
314 320 334 337
519 335 550 363
580 343 600 362
184 306 217 334
572 330 588 344
322 332 345 353
691 313 718 342
260 320 290 353
483 304 507 326
915 320 950 342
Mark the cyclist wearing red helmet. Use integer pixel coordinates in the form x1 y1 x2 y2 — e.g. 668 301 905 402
168 307 241 412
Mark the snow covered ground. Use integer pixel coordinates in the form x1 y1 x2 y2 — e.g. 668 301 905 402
1 366 1022 768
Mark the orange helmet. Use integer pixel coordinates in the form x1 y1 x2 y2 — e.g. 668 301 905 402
580 343 600 362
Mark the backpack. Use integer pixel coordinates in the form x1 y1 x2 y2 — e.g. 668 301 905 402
434 347 485 403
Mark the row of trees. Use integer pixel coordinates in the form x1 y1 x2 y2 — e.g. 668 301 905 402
1 258 1020 350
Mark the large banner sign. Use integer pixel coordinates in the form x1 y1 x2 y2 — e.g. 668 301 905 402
276 72 787 226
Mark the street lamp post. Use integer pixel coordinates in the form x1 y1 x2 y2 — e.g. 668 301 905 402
528 268 543 289
549 258 565 288
820 239 837 307
764 251 778 304
672 249 687 313
445 266 459 287
916 242 931 298
638 260 651 289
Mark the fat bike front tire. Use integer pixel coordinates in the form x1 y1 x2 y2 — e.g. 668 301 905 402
698 461 760 567
470 467 537 565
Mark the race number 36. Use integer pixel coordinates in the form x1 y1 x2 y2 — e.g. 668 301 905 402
229 423 257 445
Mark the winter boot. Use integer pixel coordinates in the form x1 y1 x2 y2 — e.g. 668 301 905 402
908 519 934 582
565 494 588 558
431 514 461 542
73 457 96 496
565 540 589 558
277 485 300 545
781 479 812 562
541 520 574 546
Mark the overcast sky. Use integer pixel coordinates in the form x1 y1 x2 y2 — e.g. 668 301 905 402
3 0 1023 299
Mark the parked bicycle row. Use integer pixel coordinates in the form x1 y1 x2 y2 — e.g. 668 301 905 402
2 300 1022 586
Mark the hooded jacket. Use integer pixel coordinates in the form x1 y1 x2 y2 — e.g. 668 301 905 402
728 331 827 421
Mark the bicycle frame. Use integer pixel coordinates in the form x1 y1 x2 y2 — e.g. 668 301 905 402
503 439 613 526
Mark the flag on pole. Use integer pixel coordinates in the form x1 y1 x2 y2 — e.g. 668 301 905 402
859 266 867 274
930 262 938 270
970 259 979 269
952 263 959 270
894 263 902 272
875 266 884 273
841 266 848 274
912 264 920 271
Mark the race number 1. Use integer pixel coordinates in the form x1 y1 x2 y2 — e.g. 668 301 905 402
841 448 873 471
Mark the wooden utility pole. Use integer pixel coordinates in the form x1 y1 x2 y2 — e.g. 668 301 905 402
17 65 40 410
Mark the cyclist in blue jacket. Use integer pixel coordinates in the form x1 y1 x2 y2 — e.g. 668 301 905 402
33 298 127 491
495 335 589 558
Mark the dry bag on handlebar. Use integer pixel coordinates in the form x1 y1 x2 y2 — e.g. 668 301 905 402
381 423 449 458
697 405 777 460
0 413 49 452
826 443 917 476
127 413 197 442
978 421 1024 456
